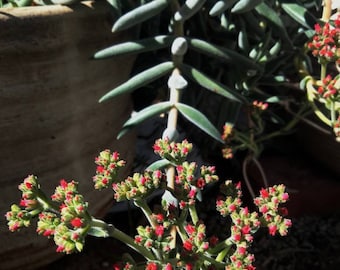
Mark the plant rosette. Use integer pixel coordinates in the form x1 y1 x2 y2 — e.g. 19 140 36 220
6 138 291 270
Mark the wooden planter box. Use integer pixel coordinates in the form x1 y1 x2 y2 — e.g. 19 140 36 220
0 2 135 269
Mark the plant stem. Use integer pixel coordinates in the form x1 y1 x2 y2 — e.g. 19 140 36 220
200 253 226 269
242 156 255 199
306 80 332 126
188 204 199 225
166 166 177 249
322 0 332 21
134 199 157 227
215 247 230 263
91 218 156 260
36 189 60 214
320 63 327 81
214 238 233 263
331 101 336 124
176 222 189 242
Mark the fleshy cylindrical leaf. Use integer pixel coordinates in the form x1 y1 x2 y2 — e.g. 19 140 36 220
176 103 224 143
112 0 170 32
118 102 173 139
180 63 246 102
174 0 206 22
99 61 174 102
94 36 174 59
231 0 262 14
187 38 261 71
281 3 316 29
209 0 237 16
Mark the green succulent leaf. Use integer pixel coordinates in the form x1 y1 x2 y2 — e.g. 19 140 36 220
187 38 261 71
50 0 79 5
94 36 175 59
175 102 224 143
107 0 121 14
174 0 207 22
231 0 262 13
209 0 237 16
118 102 173 139
146 159 172 170
4 0 32 6
99 61 174 102
255 3 291 46
75 242 84 252
180 63 245 103
281 2 316 29
238 30 249 52
266 96 282 103
88 226 109 238
255 3 284 28
112 0 170 32
209 0 228 16
269 41 281 57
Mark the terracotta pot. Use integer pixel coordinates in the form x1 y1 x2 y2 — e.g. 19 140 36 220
0 2 135 269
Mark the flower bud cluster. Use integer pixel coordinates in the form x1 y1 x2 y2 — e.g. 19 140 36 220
6 176 91 254
6 175 41 231
221 123 234 159
134 213 172 253
316 74 340 100
182 223 209 253
175 162 219 209
113 170 164 201
6 204 31 232
7 139 292 269
153 138 193 164
216 181 260 269
254 185 292 236
43 180 90 253
51 179 78 202
307 15 340 65
175 162 197 207
216 181 242 216
19 175 41 210
93 149 126 190
252 100 268 111
199 165 219 188
221 123 234 142
113 261 135 270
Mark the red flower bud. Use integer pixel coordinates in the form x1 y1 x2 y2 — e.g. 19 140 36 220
70 217 83 228
183 239 193 251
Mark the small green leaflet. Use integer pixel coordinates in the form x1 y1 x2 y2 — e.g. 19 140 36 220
88 226 109 238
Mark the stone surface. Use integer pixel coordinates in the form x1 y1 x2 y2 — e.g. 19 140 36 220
0 2 135 269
